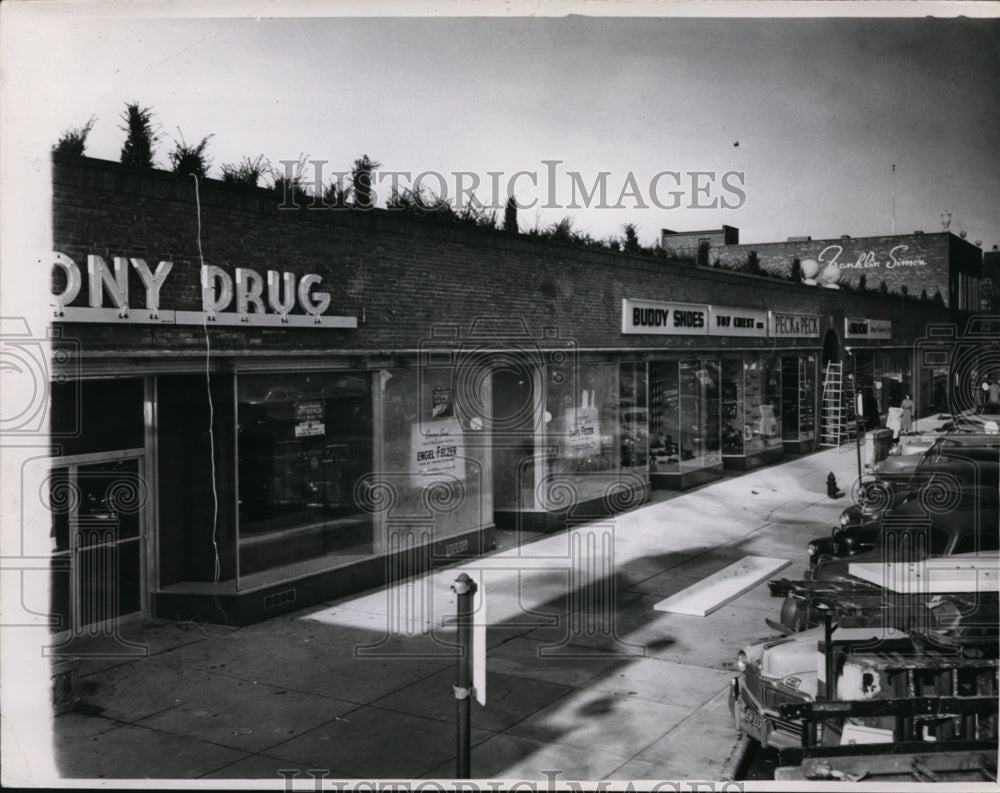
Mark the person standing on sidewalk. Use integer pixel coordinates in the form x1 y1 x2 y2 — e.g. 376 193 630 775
900 394 914 434
860 387 880 431
989 378 1000 406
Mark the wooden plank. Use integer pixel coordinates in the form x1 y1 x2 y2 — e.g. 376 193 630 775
652 556 791 617
784 751 998 782
849 556 1000 594
782 695 999 720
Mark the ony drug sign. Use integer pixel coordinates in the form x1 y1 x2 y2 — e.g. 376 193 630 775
50 253 357 328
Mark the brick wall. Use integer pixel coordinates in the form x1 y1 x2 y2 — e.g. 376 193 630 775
51 154 954 360
706 232 983 308
660 225 738 258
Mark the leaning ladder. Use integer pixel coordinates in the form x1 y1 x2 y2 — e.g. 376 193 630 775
820 362 857 447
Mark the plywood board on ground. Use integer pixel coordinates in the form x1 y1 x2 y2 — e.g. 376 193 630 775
652 556 791 617
849 556 1000 594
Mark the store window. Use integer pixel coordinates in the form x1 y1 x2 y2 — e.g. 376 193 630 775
649 361 680 472
381 367 491 541
874 351 912 416
492 364 540 512
722 357 782 456
544 360 622 506
852 352 877 401
721 360 745 455
51 378 144 456
236 372 373 584
159 374 237 586
619 362 649 473
680 360 721 471
781 355 817 442
649 360 720 473
762 356 782 449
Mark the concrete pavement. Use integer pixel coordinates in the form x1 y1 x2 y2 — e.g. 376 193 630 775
47 440 879 783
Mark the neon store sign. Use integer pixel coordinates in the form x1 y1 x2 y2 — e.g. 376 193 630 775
818 244 928 271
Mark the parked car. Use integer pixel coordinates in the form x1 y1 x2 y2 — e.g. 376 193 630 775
776 502 999 634
820 465 999 566
769 560 1000 639
731 582 998 750
894 433 938 456
940 402 1000 433
833 446 999 541
815 472 998 565
868 432 1000 489
729 625 913 749
832 486 996 557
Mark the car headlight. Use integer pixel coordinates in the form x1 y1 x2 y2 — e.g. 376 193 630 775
808 545 818 556
736 650 748 672
839 513 851 527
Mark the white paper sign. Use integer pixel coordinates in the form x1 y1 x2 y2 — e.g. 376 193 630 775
563 406 600 454
412 418 466 479
473 582 486 707
294 421 325 437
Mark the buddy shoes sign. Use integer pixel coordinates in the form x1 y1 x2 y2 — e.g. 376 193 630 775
50 253 357 329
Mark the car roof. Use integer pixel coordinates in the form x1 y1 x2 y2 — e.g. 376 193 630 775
931 433 1000 448
913 458 1000 481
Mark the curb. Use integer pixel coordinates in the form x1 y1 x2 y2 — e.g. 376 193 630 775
719 734 753 781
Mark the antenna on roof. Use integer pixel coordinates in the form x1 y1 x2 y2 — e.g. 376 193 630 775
891 164 896 235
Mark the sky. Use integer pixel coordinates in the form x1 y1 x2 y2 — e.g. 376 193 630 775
4 3 1000 247
0 3 997 786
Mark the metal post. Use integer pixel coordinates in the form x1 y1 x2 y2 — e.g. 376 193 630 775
823 608 835 703
855 414 863 481
848 349 863 482
452 573 477 779
891 164 896 236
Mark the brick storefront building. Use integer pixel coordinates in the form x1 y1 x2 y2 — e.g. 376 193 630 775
661 226 984 310
46 154 977 632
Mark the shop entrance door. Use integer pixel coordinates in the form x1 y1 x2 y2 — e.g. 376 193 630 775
50 451 149 635
822 328 840 366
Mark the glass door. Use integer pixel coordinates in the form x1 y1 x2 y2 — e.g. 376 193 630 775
50 453 148 635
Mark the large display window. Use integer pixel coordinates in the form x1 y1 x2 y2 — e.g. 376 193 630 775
781 354 817 444
51 378 145 456
649 360 721 476
721 356 782 459
618 362 649 473
492 365 540 512
159 374 237 587
850 350 913 423
539 360 646 509
649 361 679 471
543 361 621 506
874 350 912 418
381 367 491 542
236 371 373 585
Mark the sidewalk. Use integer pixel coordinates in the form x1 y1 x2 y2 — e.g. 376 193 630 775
49 442 874 783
